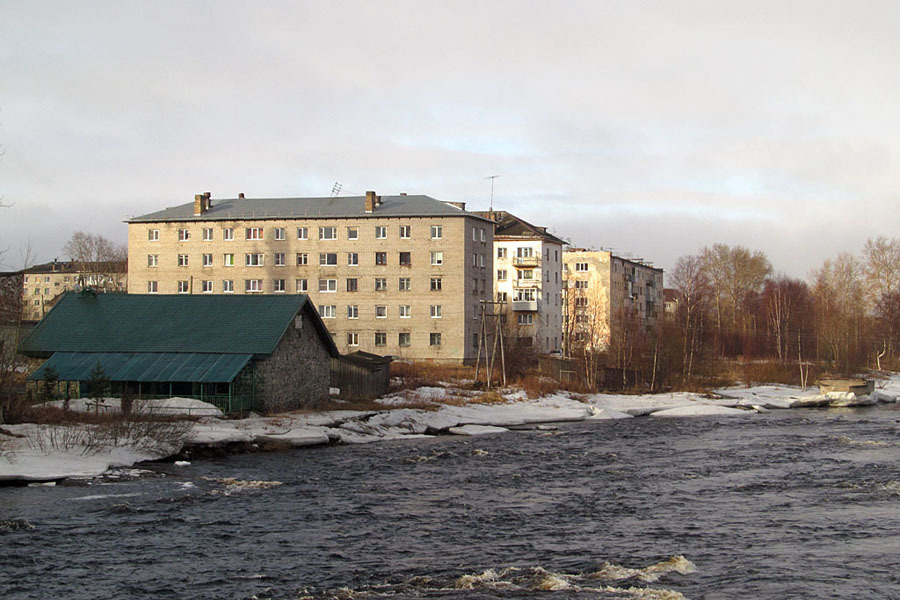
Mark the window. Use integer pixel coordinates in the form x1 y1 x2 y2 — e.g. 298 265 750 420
472 227 477 241
518 269 534 280
375 226 386 239
430 332 442 346
431 251 443 266
375 332 386 347
575 262 589 272
223 228 234 241
517 313 534 326
319 279 337 292
346 278 358 292
473 333 479 348
497 269 507 281
177 254 189 267
178 229 190 241
347 227 358 240
147 281 158 293
347 305 359 319
431 305 442 318
497 247 506 258
575 280 589 289
575 297 588 308
347 332 359 347
399 277 411 291
375 252 387 265
297 253 308 266
399 332 411 347
399 252 411 266
375 305 387 318
203 228 213 241
497 291 508 302
430 277 442 291
399 305 411 318
348 252 359 266
148 255 158 268
245 279 263 293
274 227 286 240
246 253 264 267
516 288 536 301
517 247 534 258
177 280 190 294
472 253 477 267
481 229 486 242
297 227 308 240
224 253 235 267
149 229 159 241
431 225 442 239
273 279 286 292
246 227 263 240
319 305 336 319
223 280 234 293
202 253 213 267
399 225 411 239
479 254 485 268
319 253 338 266
319 226 337 240
202 280 214 293
274 253 285 266
375 278 387 291
296 278 308 293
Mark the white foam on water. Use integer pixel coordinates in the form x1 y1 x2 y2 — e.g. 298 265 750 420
71 492 143 501
589 555 697 583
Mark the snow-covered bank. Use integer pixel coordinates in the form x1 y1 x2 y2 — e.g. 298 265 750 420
3 377 899 482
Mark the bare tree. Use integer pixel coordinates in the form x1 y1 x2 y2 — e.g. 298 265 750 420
811 252 867 372
63 231 127 291
670 254 710 379
862 236 900 360
564 283 610 390
700 243 772 355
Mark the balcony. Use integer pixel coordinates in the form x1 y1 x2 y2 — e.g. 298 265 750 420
512 300 538 312
513 256 540 268
514 278 540 288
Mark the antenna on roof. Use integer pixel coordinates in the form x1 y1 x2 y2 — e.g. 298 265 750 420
331 182 342 197
486 175 499 212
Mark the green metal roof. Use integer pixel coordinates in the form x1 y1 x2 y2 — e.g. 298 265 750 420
19 292 338 358
28 352 252 383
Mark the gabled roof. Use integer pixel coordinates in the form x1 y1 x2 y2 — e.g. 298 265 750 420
19 292 338 358
475 210 566 245
129 194 493 223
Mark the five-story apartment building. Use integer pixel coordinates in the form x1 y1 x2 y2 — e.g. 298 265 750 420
127 191 493 362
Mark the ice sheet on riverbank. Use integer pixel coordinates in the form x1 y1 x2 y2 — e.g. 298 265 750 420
6 375 900 482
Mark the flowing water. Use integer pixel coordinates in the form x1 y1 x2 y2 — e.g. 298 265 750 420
4 406 900 599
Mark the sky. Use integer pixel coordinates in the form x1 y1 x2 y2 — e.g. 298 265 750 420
2 0 899 279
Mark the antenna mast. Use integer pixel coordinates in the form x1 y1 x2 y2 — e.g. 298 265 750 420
486 175 499 212
330 182 343 197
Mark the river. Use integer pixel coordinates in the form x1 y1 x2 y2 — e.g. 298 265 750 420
3 406 900 599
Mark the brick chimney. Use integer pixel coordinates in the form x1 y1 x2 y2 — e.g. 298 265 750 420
365 190 377 213
194 192 213 215
238 192 245 199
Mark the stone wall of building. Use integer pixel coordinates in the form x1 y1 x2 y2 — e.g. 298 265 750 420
255 308 333 413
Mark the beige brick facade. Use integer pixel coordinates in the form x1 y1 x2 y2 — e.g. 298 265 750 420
563 249 663 352
127 194 493 362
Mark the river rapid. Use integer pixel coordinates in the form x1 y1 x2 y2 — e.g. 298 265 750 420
4 406 900 599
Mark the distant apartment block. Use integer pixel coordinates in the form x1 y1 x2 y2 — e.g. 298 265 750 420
20 260 127 322
127 191 494 362
476 211 564 354
562 249 663 352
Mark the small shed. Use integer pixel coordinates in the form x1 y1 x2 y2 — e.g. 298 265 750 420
331 351 392 400
19 292 339 414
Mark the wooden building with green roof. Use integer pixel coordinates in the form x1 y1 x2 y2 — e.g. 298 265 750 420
19 291 339 414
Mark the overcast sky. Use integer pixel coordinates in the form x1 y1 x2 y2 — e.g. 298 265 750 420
2 1 899 278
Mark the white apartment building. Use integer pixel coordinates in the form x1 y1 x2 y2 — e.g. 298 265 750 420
477 211 564 354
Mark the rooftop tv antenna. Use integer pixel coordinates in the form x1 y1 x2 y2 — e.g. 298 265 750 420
486 175 499 212
330 182 343 197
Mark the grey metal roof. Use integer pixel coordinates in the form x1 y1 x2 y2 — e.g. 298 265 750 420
129 194 492 223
